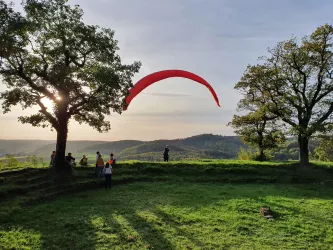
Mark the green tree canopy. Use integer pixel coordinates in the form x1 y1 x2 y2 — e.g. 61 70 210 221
314 135 333 162
229 85 285 161
235 24 333 166
0 0 141 172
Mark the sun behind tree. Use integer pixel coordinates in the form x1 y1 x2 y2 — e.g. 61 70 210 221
0 0 141 175
41 96 61 111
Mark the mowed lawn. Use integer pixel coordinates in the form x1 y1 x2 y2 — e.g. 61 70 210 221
1 182 333 250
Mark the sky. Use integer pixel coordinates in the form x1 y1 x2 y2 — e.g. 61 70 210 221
1 0 333 141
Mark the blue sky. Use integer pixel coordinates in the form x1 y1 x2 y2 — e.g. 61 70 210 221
1 0 333 141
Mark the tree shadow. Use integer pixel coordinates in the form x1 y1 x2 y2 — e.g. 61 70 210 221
0 192 175 249
153 207 207 249
0 214 97 250
120 208 175 249
1 181 333 249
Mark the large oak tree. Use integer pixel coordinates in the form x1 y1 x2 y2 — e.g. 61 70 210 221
0 0 141 173
236 24 333 166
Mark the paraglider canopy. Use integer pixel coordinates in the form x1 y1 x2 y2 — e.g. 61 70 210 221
123 69 220 110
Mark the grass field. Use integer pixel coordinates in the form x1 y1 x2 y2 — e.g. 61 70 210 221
1 182 333 249
1 160 333 249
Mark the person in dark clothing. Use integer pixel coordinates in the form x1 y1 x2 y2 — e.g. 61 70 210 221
65 153 75 165
163 145 169 162
95 152 100 166
50 151 56 167
94 151 100 176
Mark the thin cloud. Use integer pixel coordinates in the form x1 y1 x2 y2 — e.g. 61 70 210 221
123 109 235 118
141 92 191 97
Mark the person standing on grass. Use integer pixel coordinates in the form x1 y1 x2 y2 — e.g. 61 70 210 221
103 162 112 189
96 152 100 166
94 151 100 175
163 145 169 162
109 153 116 166
96 154 104 177
50 151 56 167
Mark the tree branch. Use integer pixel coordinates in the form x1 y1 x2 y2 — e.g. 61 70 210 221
68 85 103 115
5 53 58 102
28 38 49 74
70 49 93 68
35 97 58 128
314 102 333 127
290 52 310 109
311 32 330 107
18 70 57 102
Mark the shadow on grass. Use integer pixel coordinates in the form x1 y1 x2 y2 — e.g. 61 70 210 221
1 181 333 249
154 208 207 249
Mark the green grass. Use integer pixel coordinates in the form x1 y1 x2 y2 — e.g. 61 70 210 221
1 159 333 249
0 155 48 172
1 182 333 249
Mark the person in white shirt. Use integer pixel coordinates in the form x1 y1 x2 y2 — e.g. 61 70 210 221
103 162 112 189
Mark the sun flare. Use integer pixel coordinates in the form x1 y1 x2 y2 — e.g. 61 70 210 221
40 97 61 110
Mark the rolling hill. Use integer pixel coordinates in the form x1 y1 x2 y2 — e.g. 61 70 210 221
0 134 243 160
0 134 321 161
81 140 143 154
116 135 245 161
0 140 53 157
32 141 105 156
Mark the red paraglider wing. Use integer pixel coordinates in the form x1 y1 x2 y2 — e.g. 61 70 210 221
124 70 220 110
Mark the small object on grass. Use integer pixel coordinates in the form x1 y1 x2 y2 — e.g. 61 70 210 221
146 244 151 249
260 206 274 219
128 235 137 241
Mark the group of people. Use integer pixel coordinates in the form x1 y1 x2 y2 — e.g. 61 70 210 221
50 146 170 166
49 151 116 189
93 151 115 188
50 151 88 167
49 145 170 188
94 151 115 189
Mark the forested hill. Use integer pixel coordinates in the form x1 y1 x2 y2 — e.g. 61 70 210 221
0 134 243 159
0 134 319 161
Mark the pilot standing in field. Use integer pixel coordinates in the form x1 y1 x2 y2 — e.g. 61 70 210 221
163 145 169 162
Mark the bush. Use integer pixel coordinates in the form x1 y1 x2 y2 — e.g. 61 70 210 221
238 148 272 162
238 148 254 161
5 155 20 169
27 155 38 167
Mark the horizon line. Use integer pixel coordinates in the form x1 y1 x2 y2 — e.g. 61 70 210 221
0 133 240 142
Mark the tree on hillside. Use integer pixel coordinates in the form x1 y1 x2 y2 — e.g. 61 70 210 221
0 0 141 174
314 137 333 161
229 89 285 161
314 129 333 161
235 24 333 166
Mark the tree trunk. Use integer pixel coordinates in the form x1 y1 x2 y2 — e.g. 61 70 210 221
258 148 265 161
54 111 71 176
258 132 265 161
298 135 310 167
